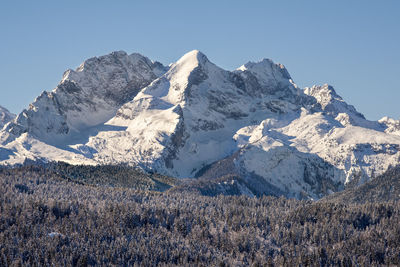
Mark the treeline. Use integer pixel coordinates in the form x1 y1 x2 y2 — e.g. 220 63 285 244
1 166 400 266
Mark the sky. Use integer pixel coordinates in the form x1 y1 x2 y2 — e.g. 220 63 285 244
0 1 399 120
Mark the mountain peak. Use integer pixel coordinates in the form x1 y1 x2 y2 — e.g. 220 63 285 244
1 50 167 145
175 50 209 67
238 58 273 69
304 84 372 128
75 50 153 73
238 58 291 80
138 50 214 106
304 84 336 96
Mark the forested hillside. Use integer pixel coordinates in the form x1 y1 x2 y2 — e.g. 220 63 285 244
1 166 400 266
323 166 400 203
45 162 179 191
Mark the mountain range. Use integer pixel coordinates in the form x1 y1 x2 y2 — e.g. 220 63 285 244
1 50 400 199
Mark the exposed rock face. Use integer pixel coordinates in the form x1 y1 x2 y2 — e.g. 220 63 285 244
1 49 400 199
0 51 167 145
0 106 16 129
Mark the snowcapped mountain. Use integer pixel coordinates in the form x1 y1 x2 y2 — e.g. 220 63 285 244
1 50 400 199
0 51 167 146
0 106 16 129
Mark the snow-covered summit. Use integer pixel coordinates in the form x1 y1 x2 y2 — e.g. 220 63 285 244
304 84 362 117
304 84 383 130
137 50 216 106
236 58 298 96
1 50 400 199
176 50 209 65
238 58 292 84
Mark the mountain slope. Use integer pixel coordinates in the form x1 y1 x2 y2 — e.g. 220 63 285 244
0 51 167 146
1 50 400 199
0 106 15 129
323 166 400 203
89 50 316 177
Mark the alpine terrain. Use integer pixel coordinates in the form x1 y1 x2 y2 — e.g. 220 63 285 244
0 105 16 129
1 50 400 199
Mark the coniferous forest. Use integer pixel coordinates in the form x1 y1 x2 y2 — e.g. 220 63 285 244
1 165 400 266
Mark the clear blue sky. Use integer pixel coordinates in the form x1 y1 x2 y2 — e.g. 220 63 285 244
1 1 399 120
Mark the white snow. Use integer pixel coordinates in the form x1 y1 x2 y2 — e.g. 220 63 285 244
0 106 16 130
1 50 400 198
48 232 64 238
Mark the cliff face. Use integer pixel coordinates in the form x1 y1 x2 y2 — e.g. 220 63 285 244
0 106 16 129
